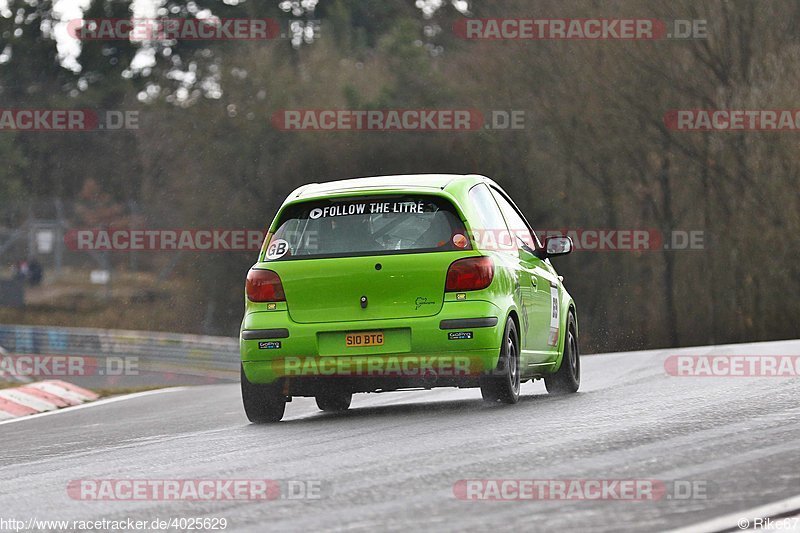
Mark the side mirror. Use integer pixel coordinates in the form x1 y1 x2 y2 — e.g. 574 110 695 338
540 235 573 258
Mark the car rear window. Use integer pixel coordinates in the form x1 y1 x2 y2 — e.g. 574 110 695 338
263 195 470 261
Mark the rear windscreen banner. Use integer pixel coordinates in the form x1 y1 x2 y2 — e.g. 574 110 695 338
308 201 429 219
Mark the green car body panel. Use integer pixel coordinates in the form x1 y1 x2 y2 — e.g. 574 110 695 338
240 174 577 392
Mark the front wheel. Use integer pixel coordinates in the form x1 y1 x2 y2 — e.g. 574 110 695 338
544 312 580 395
480 318 521 404
241 364 286 423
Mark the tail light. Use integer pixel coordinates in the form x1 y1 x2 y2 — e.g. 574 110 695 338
246 269 286 302
445 257 494 292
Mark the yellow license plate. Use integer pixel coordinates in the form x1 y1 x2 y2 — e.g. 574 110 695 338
345 331 384 347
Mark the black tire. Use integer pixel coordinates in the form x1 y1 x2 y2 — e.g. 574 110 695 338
241 364 286 423
544 311 580 395
480 318 521 404
315 391 352 412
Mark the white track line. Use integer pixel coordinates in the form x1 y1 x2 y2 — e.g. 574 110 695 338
667 493 800 533
0 387 187 426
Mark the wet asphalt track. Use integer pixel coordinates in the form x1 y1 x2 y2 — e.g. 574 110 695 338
2 340 799 532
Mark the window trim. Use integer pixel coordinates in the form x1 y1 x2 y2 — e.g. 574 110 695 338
488 185 542 251
467 183 515 252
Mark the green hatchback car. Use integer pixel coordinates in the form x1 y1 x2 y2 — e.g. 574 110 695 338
240 174 579 422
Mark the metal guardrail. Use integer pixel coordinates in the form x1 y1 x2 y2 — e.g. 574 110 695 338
0 324 240 389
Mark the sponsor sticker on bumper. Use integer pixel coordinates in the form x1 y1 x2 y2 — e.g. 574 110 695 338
258 341 282 350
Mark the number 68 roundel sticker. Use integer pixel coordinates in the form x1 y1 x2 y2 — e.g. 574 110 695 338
266 239 290 260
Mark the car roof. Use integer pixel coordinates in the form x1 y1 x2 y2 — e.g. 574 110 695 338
290 174 494 200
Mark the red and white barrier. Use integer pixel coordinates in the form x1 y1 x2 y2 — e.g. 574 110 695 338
0 380 99 420
0 389 59 412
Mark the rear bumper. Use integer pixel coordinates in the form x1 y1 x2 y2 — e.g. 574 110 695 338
240 300 505 386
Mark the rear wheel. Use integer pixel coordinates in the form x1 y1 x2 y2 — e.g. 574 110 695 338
315 391 352 412
480 318 521 404
544 311 580 394
241 365 286 423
